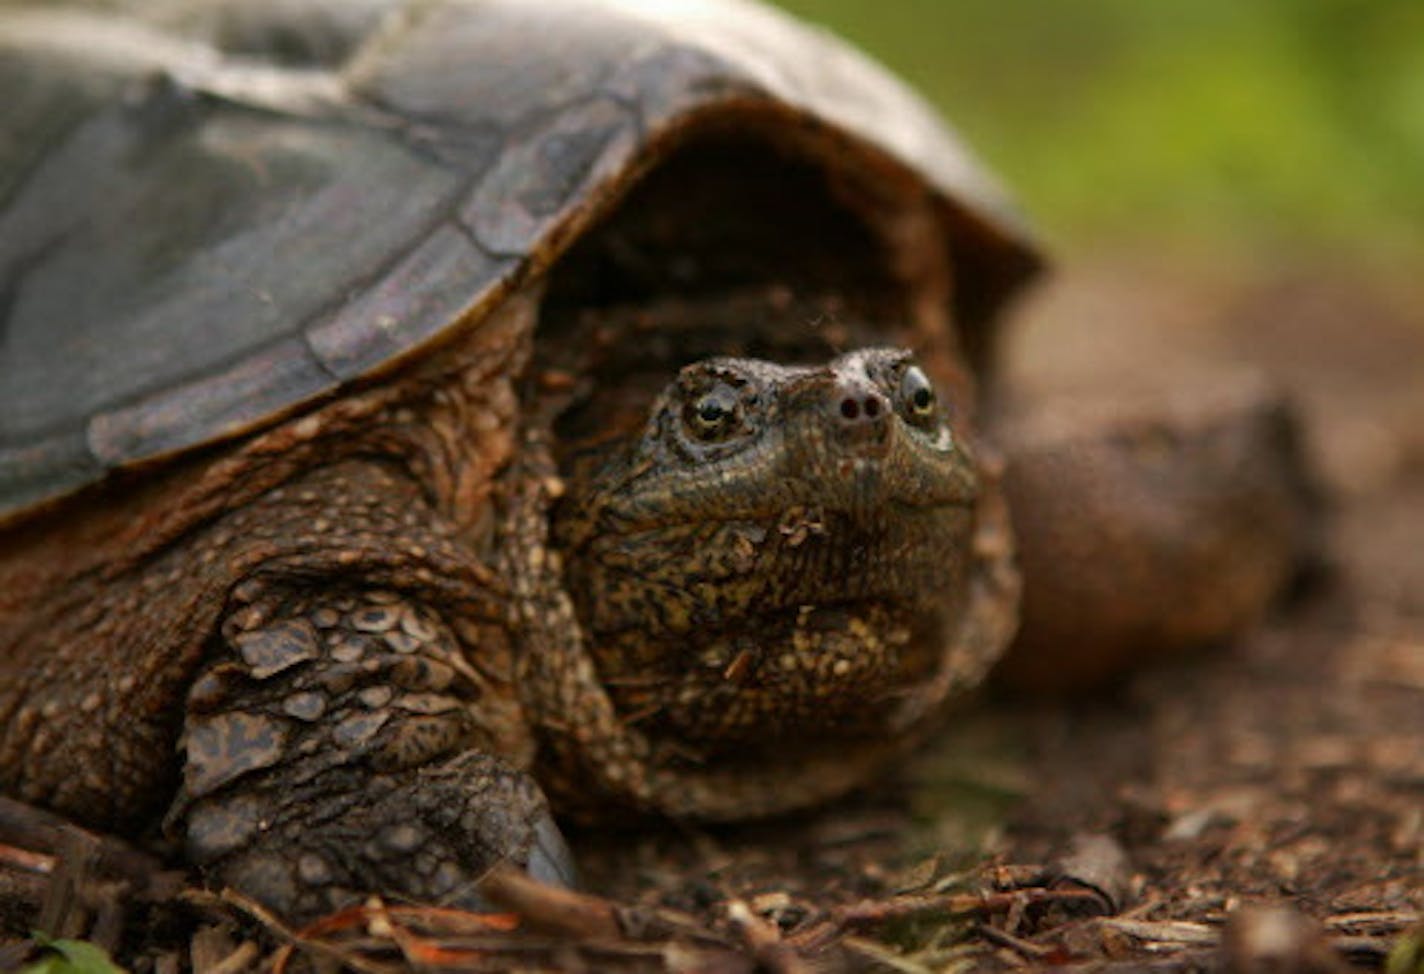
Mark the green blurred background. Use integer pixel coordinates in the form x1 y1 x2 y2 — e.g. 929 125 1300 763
771 1 1424 263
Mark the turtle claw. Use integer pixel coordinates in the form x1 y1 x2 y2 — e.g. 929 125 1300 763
526 810 578 890
184 749 569 920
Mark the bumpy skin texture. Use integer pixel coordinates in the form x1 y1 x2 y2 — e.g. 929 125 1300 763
0 299 1314 918
554 349 978 754
500 341 1019 825
171 463 571 917
0 300 542 916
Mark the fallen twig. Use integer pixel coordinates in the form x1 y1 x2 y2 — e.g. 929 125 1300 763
0 840 53 875
1325 911 1421 933
977 921 1057 961
200 888 398 974
477 862 622 940
1100 918 1219 947
726 899 811 974
832 885 1111 931
0 796 183 899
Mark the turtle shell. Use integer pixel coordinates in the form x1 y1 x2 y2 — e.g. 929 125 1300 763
0 0 1040 520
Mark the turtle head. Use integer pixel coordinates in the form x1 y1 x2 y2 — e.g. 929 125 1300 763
552 347 982 755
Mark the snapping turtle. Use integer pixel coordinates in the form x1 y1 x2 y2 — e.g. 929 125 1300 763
0 0 1314 919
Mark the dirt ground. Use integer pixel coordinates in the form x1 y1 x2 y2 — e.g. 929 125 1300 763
4 250 1421 971
979 250 1424 966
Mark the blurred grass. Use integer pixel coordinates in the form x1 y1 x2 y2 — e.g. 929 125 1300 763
772 0 1424 260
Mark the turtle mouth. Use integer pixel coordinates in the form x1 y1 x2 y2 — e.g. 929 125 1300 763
556 424 979 554
561 498 976 635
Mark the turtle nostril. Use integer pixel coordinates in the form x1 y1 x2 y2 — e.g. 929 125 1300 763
835 391 890 426
831 382 890 431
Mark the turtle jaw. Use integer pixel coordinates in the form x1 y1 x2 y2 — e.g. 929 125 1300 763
561 490 979 747
555 472 979 751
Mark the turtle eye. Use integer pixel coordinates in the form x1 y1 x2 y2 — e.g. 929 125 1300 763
898 365 937 425
683 383 744 442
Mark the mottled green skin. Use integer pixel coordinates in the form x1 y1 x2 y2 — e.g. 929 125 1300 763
556 349 978 751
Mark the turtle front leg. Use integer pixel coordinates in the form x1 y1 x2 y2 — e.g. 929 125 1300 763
171 588 573 919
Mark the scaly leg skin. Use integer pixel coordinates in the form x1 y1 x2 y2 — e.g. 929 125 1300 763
171 587 573 919
995 378 1322 694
